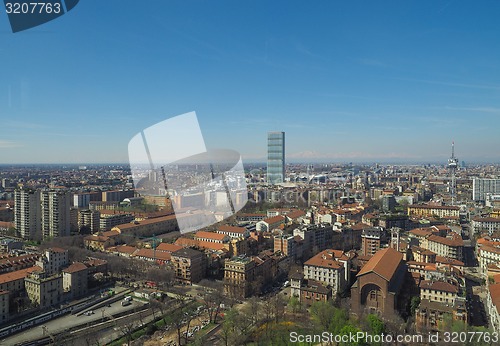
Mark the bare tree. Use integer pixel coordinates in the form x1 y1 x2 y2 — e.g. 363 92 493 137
119 321 136 346
242 296 261 325
182 306 198 345
146 266 174 289
200 281 226 324
272 294 286 323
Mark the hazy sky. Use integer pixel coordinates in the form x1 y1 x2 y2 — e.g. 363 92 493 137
1 1 500 164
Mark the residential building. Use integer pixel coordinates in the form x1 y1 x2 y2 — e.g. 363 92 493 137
41 190 71 239
411 246 436 263
478 243 500 274
99 212 134 231
0 290 9 324
194 231 229 244
0 237 23 254
382 195 396 212
415 297 468 333
267 131 285 184
472 217 500 235
273 234 303 260
293 224 334 258
0 266 41 296
0 253 39 274
303 249 354 295
62 262 88 299
25 271 63 309
473 178 500 202
35 248 69 276
171 248 206 284
14 188 41 240
156 243 183 254
289 273 332 306
486 282 500 332
423 234 463 261
361 227 383 256
83 235 114 251
132 248 172 264
216 225 250 239
223 255 256 299
256 215 285 232
223 253 277 299
407 205 460 219
111 214 178 238
101 190 134 202
78 209 100 233
419 280 459 305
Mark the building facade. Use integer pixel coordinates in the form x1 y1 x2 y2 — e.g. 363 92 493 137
25 271 63 309
351 248 406 319
303 249 353 295
267 131 285 184
170 248 206 284
361 227 383 256
14 188 41 240
41 190 71 239
473 178 500 202
62 262 89 299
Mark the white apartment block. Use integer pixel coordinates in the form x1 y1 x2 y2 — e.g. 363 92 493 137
41 190 71 239
303 249 352 295
422 235 463 261
473 178 500 202
478 245 500 274
14 188 41 240
472 217 500 236
35 248 69 276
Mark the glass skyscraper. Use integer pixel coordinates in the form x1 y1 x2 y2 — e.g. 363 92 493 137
267 131 285 184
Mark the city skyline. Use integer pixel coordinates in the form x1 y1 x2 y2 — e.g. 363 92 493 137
2 1 500 164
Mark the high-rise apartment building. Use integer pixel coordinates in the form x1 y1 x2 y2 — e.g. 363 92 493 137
267 131 285 184
14 188 41 240
361 227 383 256
473 178 500 202
41 190 71 239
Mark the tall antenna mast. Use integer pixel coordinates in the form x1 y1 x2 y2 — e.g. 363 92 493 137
447 141 458 205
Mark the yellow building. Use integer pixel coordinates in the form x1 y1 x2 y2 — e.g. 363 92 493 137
408 205 460 219
25 271 63 309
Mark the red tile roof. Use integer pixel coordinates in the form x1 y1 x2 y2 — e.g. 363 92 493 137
112 245 137 254
262 215 286 224
63 262 88 274
133 248 172 261
286 210 306 220
217 225 248 234
195 231 227 241
420 280 458 293
304 249 348 269
489 283 500 314
435 256 464 266
357 247 403 281
0 266 42 284
427 234 463 247
156 243 183 253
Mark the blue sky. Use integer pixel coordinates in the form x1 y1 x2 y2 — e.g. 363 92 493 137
1 0 500 164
